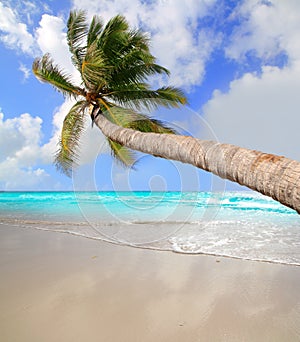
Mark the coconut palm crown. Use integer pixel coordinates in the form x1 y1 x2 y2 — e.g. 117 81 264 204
33 10 187 176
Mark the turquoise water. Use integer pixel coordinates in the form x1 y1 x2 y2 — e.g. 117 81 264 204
1 191 300 265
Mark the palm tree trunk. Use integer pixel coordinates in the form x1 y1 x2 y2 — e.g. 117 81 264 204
94 114 300 213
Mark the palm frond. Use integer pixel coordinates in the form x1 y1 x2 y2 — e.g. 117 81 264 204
67 10 88 71
99 24 168 86
106 28 151 65
55 100 88 176
124 28 150 53
81 42 109 91
127 118 177 134
32 54 83 98
96 98 139 129
107 139 137 167
98 100 177 134
156 86 188 105
110 58 169 87
96 102 176 165
98 15 129 56
87 15 104 47
106 84 187 111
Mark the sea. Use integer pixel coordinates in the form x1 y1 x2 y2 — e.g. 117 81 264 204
1 191 300 266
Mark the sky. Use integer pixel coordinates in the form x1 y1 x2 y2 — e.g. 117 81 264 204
0 0 300 192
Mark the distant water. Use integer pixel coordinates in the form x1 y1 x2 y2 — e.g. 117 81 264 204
1 191 300 265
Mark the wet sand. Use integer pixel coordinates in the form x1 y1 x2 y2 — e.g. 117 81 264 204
1 224 300 341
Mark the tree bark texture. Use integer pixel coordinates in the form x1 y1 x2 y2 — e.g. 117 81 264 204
95 114 300 213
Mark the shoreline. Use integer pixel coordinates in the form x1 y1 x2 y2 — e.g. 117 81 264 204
2 219 300 268
1 224 300 341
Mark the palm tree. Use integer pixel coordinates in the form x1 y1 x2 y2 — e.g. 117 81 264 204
33 10 186 175
33 10 300 214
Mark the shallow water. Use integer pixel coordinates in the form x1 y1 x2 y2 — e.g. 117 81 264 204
1 191 300 265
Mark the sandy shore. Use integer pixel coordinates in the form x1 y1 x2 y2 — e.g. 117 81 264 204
1 224 300 341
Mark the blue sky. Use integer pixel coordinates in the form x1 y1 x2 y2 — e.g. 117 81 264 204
1 0 300 192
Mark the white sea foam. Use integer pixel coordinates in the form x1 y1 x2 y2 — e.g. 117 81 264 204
0 191 300 265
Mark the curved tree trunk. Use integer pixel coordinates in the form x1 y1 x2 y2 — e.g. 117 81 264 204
94 114 300 213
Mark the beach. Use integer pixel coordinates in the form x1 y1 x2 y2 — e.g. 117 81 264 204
1 224 300 341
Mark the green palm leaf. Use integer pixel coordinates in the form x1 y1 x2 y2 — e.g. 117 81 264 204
156 86 188 105
67 10 88 71
107 139 137 167
98 15 129 56
120 28 150 54
127 118 177 134
102 27 169 86
97 99 138 126
32 54 83 98
87 15 104 47
106 84 187 111
81 42 108 91
110 60 169 87
55 100 88 176
98 100 177 133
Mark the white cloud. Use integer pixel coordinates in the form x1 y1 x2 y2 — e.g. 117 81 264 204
226 0 300 65
0 104 96 190
71 0 219 88
35 14 80 81
202 64 300 161
39 101 69 166
0 98 107 190
78 123 109 165
0 111 52 189
1 0 52 26
0 2 35 55
201 0 300 162
19 63 30 81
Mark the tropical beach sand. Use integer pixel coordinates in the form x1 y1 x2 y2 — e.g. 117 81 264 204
1 224 300 341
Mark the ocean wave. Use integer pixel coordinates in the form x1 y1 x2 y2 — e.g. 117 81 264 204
1 191 300 266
